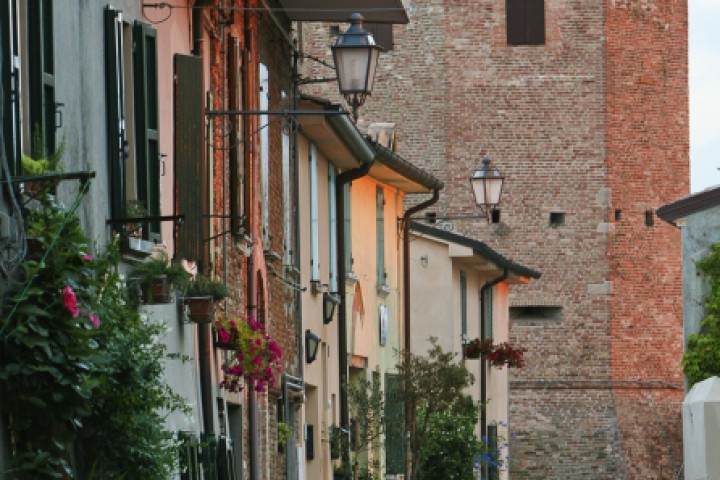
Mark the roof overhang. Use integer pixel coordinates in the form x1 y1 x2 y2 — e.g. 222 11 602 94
277 0 409 24
657 185 720 227
368 163 433 193
296 100 374 170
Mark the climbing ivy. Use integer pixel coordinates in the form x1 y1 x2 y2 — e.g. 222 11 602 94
682 243 720 388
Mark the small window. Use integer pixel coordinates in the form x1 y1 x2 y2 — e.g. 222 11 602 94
615 209 622 221
491 209 501 224
645 210 654 227
549 212 564 227
511 306 563 322
506 0 545 45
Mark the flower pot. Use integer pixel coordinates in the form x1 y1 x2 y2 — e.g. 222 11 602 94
214 328 237 350
186 296 215 323
141 275 173 304
464 344 481 359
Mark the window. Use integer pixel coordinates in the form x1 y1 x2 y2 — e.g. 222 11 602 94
28 0 56 159
510 305 563 322
376 186 385 286
460 270 467 339
506 0 545 45
228 36 246 238
549 211 565 227
259 63 270 247
1 0 22 176
104 7 161 243
309 143 319 281
328 164 337 292
344 183 352 272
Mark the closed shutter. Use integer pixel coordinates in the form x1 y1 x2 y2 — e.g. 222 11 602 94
506 0 545 46
328 163 337 291
174 54 208 267
104 6 127 223
460 270 467 338
484 287 493 340
376 187 385 286
27 0 55 157
1 0 21 176
133 21 160 239
228 36 244 237
384 373 404 474
344 183 352 272
309 143 319 280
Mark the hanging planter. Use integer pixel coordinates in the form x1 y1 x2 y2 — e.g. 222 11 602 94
186 296 215 323
464 339 482 359
214 326 237 350
127 253 190 305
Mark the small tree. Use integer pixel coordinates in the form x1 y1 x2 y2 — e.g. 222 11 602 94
347 372 385 480
396 338 474 480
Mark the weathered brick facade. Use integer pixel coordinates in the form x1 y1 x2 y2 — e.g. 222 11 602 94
301 1 687 477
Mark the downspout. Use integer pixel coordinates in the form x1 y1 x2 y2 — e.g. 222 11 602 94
336 160 374 451
401 189 439 480
479 269 508 438
192 0 216 438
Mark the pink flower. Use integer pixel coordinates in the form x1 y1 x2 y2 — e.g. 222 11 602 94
82 254 93 261
89 313 100 329
62 286 79 318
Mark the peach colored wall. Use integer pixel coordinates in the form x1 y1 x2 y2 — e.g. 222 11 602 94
155 5 192 254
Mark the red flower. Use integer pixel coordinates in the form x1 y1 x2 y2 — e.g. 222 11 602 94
62 286 79 318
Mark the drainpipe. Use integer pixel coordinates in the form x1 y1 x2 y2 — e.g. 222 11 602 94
479 269 508 438
336 161 373 449
401 189 440 480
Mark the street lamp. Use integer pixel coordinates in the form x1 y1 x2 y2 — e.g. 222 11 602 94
323 292 341 324
331 13 383 120
306 330 321 364
470 156 505 221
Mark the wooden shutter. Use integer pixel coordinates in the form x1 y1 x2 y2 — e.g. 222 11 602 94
1 0 21 176
133 21 160 239
104 6 127 224
27 0 55 157
483 287 493 340
525 0 545 45
228 36 244 237
328 164 337 291
507 0 545 45
309 143 319 280
384 374 404 474
174 54 208 267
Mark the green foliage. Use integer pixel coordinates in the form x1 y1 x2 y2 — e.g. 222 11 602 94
683 243 720 387
395 338 475 480
1 194 187 479
21 127 65 175
416 396 482 480
185 275 229 300
127 252 190 293
348 372 385 458
277 422 292 447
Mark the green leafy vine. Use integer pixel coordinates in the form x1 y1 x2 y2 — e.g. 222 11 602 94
683 242 720 388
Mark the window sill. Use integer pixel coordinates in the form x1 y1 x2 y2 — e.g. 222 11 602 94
376 284 391 298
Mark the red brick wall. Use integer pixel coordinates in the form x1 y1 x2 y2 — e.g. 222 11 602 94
300 0 687 477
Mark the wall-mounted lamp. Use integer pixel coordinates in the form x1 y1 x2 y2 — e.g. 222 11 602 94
470 156 505 221
331 13 383 121
306 330 321 364
323 292 341 324
424 156 505 225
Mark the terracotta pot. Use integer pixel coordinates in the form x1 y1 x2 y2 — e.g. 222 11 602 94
142 275 172 304
186 296 215 323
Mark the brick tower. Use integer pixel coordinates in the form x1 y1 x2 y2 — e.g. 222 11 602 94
301 0 688 478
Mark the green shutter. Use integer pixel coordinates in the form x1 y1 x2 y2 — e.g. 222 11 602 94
376 187 385 285
104 6 127 224
384 374 404 474
28 0 55 157
1 0 21 176
133 21 160 239
174 54 207 267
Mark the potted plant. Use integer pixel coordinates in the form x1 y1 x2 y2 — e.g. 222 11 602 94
213 317 240 350
464 338 482 359
21 129 65 196
184 275 228 323
127 252 190 304
219 314 282 393
465 338 526 368
277 421 292 453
